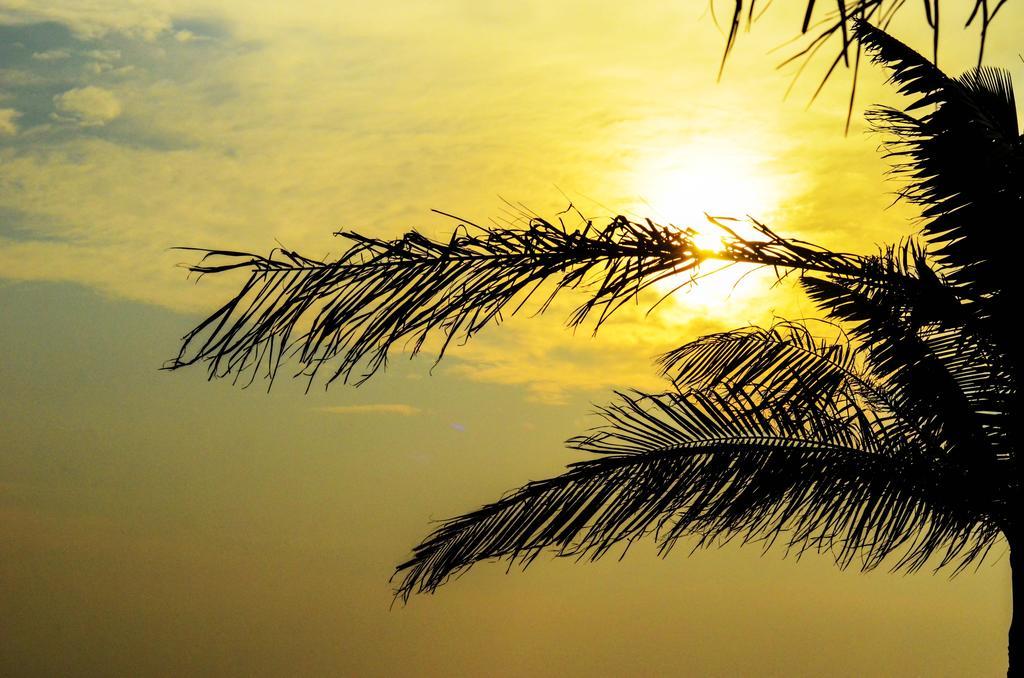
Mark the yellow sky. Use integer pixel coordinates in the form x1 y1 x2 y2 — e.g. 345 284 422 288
1 1 1021 675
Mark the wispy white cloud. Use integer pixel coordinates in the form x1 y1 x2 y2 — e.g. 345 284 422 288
31 48 71 61
316 404 421 416
84 49 121 61
52 85 122 126
0 68 50 87
0 108 20 136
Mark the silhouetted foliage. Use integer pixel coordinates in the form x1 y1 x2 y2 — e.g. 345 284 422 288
169 212 869 387
719 0 1014 129
168 18 1023 676
722 0 1011 70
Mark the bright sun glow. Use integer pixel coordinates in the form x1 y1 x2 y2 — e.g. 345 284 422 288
691 231 726 254
638 146 778 235
626 143 786 314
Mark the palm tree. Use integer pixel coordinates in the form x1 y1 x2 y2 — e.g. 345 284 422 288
167 22 1022 675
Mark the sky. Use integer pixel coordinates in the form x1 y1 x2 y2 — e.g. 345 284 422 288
0 1 1021 676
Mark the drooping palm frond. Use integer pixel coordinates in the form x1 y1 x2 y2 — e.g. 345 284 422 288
394 229 1013 602
851 19 954 103
661 320 857 397
856 20 1022 319
799 241 1011 475
657 316 981 469
717 1 1013 129
668 296 1010 496
166 213 865 388
658 321 893 436
393 386 1000 602
720 0 883 77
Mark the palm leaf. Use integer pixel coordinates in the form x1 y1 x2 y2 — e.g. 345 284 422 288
853 20 953 105
857 20 1022 315
717 2 1012 130
393 388 999 602
798 244 1010 474
658 320 859 402
166 213 866 388
656 321 909 446
660 308 1009 476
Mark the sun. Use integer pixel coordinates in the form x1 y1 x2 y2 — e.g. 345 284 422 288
636 144 778 232
691 230 727 255
624 143 785 314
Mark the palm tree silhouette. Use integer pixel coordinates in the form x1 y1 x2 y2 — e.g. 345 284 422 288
167 21 1022 675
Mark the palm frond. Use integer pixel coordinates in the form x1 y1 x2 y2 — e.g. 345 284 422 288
393 388 999 602
658 311 1010 479
717 2 1012 129
799 243 1010 473
721 2 1010 75
659 320 858 400
853 19 953 105
167 214 685 387
657 321 903 442
857 20 1022 311
166 213 864 388
956 66 1018 135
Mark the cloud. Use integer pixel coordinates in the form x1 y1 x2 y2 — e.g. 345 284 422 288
0 3 171 41
0 108 20 136
52 86 122 126
316 404 421 416
0 0 999 403
31 49 72 61
0 68 49 87
84 49 121 62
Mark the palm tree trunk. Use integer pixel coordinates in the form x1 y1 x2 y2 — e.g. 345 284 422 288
1010 532 1023 677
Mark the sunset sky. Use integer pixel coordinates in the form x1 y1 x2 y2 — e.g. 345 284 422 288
1 2 1021 675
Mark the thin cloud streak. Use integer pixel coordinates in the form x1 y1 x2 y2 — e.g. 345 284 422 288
316 403 422 416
